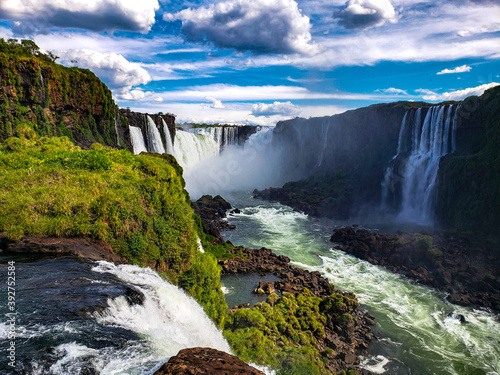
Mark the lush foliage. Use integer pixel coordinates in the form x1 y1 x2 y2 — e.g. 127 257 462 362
224 289 359 375
0 135 227 325
0 38 117 147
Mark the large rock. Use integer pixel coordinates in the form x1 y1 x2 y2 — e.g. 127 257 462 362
192 195 234 243
154 348 265 375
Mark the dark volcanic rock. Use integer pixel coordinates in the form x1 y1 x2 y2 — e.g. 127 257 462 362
154 347 265 375
0 235 124 263
331 227 500 313
192 195 234 243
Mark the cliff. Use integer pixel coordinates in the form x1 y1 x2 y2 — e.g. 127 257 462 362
437 85 500 239
0 39 118 149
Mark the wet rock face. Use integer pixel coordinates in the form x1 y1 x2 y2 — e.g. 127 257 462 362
154 347 265 375
331 227 500 313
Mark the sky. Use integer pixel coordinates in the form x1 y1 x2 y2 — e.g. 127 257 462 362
0 0 499 125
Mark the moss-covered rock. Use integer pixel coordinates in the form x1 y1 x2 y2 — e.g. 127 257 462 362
0 38 117 148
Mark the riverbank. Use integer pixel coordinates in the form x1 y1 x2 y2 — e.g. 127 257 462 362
195 194 374 375
331 227 500 314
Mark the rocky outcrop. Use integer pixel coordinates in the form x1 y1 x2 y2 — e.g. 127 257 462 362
192 195 235 243
331 227 500 313
0 235 124 263
220 246 374 374
253 172 352 219
154 348 265 375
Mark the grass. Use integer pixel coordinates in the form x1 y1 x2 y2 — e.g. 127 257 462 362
0 135 228 326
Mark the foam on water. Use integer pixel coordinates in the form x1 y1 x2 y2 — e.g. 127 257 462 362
224 198 500 375
92 261 231 355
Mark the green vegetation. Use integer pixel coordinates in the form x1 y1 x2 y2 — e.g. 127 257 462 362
0 38 117 147
223 289 359 375
0 135 227 325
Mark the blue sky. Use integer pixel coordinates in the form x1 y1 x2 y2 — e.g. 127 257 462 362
0 0 499 125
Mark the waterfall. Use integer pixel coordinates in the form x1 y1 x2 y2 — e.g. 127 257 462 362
114 115 121 146
382 104 458 224
189 126 239 151
91 262 231 356
129 126 148 155
174 130 219 170
316 119 331 168
162 119 174 155
146 115 166 154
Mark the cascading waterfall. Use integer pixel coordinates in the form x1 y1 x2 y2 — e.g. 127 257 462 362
174 130 219 170
382 104 460 224
189 126 239 151
146 115 166 154
162 119 174 155
129 126 148 155
114 115 121 146
92 262 231 355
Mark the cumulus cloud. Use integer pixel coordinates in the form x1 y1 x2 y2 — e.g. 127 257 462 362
58 49 152 101
205 96 226 109
437 65 472 75
335 0 398 29
0 0 159 35
165 0 318 55
418 82 499 101
251 101 301 117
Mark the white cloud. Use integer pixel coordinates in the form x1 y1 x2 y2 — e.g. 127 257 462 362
335 0 398 29
419 82 500 101
153 97 164 102
205 96 226 109
252 101 301 117
58 49 152 101
0 0 160 35
379 87 408 95
437 65 472 75
165 0 319 55
146 83 404 102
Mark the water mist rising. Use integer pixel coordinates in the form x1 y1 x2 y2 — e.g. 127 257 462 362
179 127 285 199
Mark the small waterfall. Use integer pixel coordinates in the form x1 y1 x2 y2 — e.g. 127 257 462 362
382 104 458 224
174 130 219 170
114 115 121 146
92 262 231 356
146 115 165 154
162 119 174 155
129 126 148 155
316 119 331 168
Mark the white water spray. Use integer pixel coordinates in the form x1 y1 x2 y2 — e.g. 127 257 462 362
92 262 231 356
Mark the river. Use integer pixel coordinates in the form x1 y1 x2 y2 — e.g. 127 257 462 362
221 191 500 375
